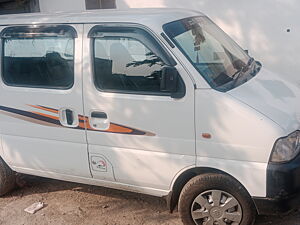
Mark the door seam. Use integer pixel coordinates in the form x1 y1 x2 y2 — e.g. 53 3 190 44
80 24 94 178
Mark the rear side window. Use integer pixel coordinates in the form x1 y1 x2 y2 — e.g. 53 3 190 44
1 25 76 89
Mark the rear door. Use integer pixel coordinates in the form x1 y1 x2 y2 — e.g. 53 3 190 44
82 24 196 191
0 24 91 178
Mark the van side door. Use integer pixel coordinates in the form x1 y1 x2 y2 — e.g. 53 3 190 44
82 24 196 193
0 24 91 178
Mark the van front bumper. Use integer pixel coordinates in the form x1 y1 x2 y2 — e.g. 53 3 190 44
253 191 300 215
252 153 300 215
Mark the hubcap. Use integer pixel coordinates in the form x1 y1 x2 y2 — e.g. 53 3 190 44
190 190 242 225
210 207 223 219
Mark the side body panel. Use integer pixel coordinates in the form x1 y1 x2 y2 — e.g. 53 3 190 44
0 24 91 178
195 89 284 197
82 24 196 191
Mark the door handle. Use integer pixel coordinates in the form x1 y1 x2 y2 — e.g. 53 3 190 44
65 109 74 125
90 111 109 130
59 108 78 127
91 112 107 119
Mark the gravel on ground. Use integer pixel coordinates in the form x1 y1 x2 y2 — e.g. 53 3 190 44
0 176 299 225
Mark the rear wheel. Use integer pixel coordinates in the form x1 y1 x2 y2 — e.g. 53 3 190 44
178 173 256 225
0 157 16 196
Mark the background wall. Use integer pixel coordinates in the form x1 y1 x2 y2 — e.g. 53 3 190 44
39 0 115 12
39 0 85 12
117 0 300 84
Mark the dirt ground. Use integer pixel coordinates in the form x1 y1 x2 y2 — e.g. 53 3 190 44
0 176 299 225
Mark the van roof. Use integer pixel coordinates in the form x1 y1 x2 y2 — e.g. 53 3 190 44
0 8 203 28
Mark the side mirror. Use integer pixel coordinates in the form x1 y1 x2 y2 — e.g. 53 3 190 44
244 49 249 54
161 66 178 92
160 66 185 99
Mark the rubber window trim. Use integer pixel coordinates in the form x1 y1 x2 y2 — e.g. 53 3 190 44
1 25 78 39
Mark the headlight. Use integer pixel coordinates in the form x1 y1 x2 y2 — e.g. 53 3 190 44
270 130 300 163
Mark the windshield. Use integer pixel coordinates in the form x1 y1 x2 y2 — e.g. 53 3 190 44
163 16 261 91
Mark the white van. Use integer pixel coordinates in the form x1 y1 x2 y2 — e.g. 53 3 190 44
0 8 299 225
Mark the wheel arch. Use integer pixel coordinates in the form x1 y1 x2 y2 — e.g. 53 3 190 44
166 166 253 213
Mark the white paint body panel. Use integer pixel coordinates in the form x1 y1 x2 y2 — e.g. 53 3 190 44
14 166 169 197
195 88 285 196
196 157 267 197
0 24 91 178
82 23 196 191
229 68 300 133
89 145 195 190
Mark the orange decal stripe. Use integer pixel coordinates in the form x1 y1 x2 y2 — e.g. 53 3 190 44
1 104 153 136
28 105 58 114
78 121 86 129
84 116 133 133
106 123 133 134
31 111 60 121
85 118 95 130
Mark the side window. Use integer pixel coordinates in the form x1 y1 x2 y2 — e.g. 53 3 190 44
1 26 76 89
93 34 167 94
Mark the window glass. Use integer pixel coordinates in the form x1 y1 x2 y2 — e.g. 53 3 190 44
163 17 260 91
85 0 116 9
93 36 166 93
3 37 74 88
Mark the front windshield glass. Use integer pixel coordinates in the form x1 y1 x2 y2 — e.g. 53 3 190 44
163 16 261 91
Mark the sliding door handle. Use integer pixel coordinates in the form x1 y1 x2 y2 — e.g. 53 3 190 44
90 111 109 130
91 112 107 119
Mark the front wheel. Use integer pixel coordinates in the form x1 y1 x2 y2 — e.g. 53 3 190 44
178 173 256 225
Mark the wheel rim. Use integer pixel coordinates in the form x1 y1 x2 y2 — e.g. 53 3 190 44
191 189 242 225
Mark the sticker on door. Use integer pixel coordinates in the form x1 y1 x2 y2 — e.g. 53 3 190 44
91 156 108 172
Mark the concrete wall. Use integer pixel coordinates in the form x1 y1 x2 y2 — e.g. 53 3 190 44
39 0 115 12
117 0 300 84
39 0 85 12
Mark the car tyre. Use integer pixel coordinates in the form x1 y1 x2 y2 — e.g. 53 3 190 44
178 173 256 225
